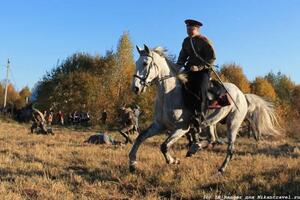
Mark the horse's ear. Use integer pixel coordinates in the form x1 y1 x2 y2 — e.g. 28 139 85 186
144 44 150 54
136 45 142 55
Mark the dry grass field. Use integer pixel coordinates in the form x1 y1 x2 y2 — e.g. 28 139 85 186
0 119 299 199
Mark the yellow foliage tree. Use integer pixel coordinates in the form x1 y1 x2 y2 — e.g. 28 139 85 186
251 77 277 101
18 86 31 107
53 71 103 123
113 31 135 107
292 85 300 117
219 63 251 93
19 86 31 99
7 84 21 107
265 72 295 103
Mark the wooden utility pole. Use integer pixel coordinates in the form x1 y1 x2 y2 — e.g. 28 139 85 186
3 59 10 108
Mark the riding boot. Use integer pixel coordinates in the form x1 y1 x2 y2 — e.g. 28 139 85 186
186 132 193 147
191 131 200 143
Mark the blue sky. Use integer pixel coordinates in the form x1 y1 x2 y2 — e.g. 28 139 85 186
0 0 299 90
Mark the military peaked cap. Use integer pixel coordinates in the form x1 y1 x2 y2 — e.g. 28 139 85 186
185 19 203 27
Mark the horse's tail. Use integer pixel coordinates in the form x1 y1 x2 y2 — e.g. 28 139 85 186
245 93 281 136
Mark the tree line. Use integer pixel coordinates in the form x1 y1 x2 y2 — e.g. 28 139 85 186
1 32 299 136
32 32 155 124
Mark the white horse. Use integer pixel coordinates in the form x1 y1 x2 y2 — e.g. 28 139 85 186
129 45 248 173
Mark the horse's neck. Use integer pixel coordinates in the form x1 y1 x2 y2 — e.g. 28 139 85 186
155 56 179 95
156 57 172 78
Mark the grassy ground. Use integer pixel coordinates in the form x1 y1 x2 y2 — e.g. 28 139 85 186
0 119 299 199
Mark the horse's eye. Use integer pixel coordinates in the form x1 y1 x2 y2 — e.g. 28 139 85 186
143 62 148 66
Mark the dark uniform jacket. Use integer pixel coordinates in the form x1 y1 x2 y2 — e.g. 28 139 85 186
177 35 216 69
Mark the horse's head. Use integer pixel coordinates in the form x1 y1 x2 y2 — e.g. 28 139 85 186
132 44 159 94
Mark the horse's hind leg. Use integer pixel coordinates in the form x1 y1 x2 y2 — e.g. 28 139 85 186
129 123 163 172
219 115 243 173
209 125 218 143
201 109 229 145
246 114 260 141
161 126 189 164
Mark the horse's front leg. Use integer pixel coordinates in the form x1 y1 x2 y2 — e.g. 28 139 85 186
208 125 217 143
129 123 163 172
160 125 189 164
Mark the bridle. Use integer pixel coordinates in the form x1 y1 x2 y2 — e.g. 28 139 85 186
133 53 175 87
133 53 158 87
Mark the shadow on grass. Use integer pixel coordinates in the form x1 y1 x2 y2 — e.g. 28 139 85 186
0 150 58 168
0 168 45 183
199 167 300 195
65 164 121 184
243 167 300 195
208 142 299 159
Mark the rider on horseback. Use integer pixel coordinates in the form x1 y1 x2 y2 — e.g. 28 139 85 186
177 19 216 121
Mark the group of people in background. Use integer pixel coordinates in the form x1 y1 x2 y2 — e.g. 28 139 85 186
1 102 142 145
67 111 90 126
42 109 64 126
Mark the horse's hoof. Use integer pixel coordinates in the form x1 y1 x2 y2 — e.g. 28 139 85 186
186 143 200 156
218 168 225 174
207 141 217 149
129 165 136 173
207 143 214 149
186 152 193 157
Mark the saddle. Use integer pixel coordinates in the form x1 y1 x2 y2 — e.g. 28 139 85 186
207 80 231 109
182 79 231 110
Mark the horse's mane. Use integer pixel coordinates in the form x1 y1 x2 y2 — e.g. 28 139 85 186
152 46 187 82
153 46 168 58
152 47 179 73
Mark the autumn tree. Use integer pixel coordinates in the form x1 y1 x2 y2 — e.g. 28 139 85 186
219 63 251 93
264 72 296 125
6 84 20 107
19 86 31 104
112 32 135 107
52 72 103 122
292 85 300 116
265 72 295 103
251 77 276 101
34 51 116 123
